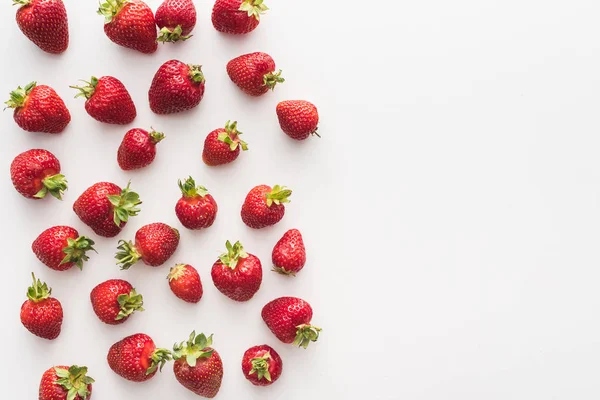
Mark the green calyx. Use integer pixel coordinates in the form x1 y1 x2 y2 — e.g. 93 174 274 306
263 70 284 90
157 25 192 43
249 352 272 381
97 0 128 24
13 0 32 6
147 348 173 375
115 240 141 270
239 0 268 20
4 81 35 109
70 77 98 100
54 365 95 400
272 265 296 276
116 288 144 320
188 65 205 84
107 181 142 227
149 129 165 144
35 174 68 200
27 273 51 302
265 185 292 207
60 236 97 270
293 324 322 349
168 264 187 281
178 176 209 198
219 240 248 269
173 331 214 367
217 121 249 152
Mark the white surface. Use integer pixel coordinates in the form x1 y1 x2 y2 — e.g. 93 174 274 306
2 0 600 399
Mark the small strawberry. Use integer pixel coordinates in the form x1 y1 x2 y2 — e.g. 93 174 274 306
118 128 165 170
226 52 283 96
14 0 69 54
5 82 70 133
241 345 283 386
156 0 197 43
32 226 96 271
272 229 306 276
175 177 218 230
211 240 262 302
73 181 141 238
98 0 157 54
212 0 267 35
108 333 172 382
116 223 180 270
90 279 144 325
10 149 67 200
276 100 320 140
168 264 203 303
71 76 136 125
202 120 248 166
241 184 291 229
39 365 94 400
173 332 223 398
262 297 321 348
20 273 63 340
149 60 205 114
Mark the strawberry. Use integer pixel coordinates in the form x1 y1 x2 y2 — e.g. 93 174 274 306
20 273 63 340
73 181 141 238
276 100 320 140
211 240 262 302
211 0 267 35
14 0 68 54
149 60 205 114
155 0 196 42
272 229 306 276
226 52 283 96
173 332 223 398
39 365 94 400
5 82 70 133
10 149 67 200
202 120 248 166
32 226 96 271
168 264 203 303
90 279 144 325
118 128 165 170
175 177 218 230
98 0 157 54
116 223 180 270
241 345 282 386
71 76 136 125
240 184 291 229
262 297 321 348
107 333 172 382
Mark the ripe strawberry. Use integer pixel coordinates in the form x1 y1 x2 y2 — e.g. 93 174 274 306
168 264 203 303
39 365 94 400
156 0 197 42
149 60 205 114
261 297 321 348
173 332 223 398
276 100 320 140
118 128 165 170
175 177 218 230
14 0 68 54
116 223 180 270
212 0 267 35
90 279 144 325
108 333 172 382
202 121 248 166
5 82 70 133
226 52 283 96
211 240 262 302
71 76 136 124
241 345 282 386
32 226 96 271
241 184 291 229
10 149 67 200
20 273 63 340
98 0 157 54
272 229 306 276
73 181 141 238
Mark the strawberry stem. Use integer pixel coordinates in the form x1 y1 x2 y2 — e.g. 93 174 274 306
178 176 209 198
272 265 297 276
157 26 192 43
292 324 321 349
54 365 95 400
239 0 268 20
217 121 249 151
147 349 173 375
149 129 165 144
265 185 292 207
4 81 35 109
97 0 128 24
70 77 99 100
27 273 52 303
263 70 284 90
218 240 248 269
116 288 144 320
249 352 272 381
12 0 32 6
115 240 141 270
107 181 142 227
188 65 205 84
168 264 187 281
172 331 214 367
60 236 97 270
36 174 68 200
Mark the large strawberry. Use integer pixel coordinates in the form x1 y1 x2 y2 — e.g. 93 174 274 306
5 82 70 133
168 264 203 303
240 184 291 229
39 365 94 400
90 279 144 325
149 60 205 114
32 226 96 271
202 120 248 166
108 333 172 382
116 223 180 270
73 181 142 238
155 0 196 42
10 149 67 200
211 240 262 302
71 76 136 124
226 52 283 96
118 128 165 170
212 0 267 35
261 297 321 348
173 332 223 398
14 0 69 54
276 100 320 140
98 0 157 53
20 273 63 340
175 177 218 230
241 344 283 386
272 229 306 276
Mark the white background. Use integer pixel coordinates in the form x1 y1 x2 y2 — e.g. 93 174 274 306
1 0 600 399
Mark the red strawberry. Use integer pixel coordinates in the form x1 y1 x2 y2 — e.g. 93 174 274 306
168 264 203 303
202 121 248 166
175 177 218 230
10 149 67 200
20 273 63 340
107 333 172 382
226 52 283 96
71 76 136 124
262 297 321 348
5 82 70 133
156 0 197 42
276 100 320 140
241 345 282 386
118 128 165 170
211 240 262 302
32 226 96 271
73 181 141 238
173 332 223 398
116 223 180 270
149 60 205 114
98 0 157 53
14 0 68 54
241 184 291 229
39 365 94 400
272 229 306 276
90 279 144 325
212 0 267 35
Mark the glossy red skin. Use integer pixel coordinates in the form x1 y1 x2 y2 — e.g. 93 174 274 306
211 253 262 301
173 349 223 398
16 0 68 54
73 182 125 238
149 60 205 114
176 194 217 230
90 279 134 325
39 366 93 400
118 128 158 170
276 100 319 140
108 334 157 382
155 0 197 35
202 128 241 166
104 0 157 54
21 297 63 340
261 297 313 344
135 223 180 266
212 0 259 34
13 85 70 133
84 76 136 125
227 52 276 96
10 149 61 199
169 264 203 303
241 345 283 386
272 229 306 274
241 185 286 229
32 226 79 271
